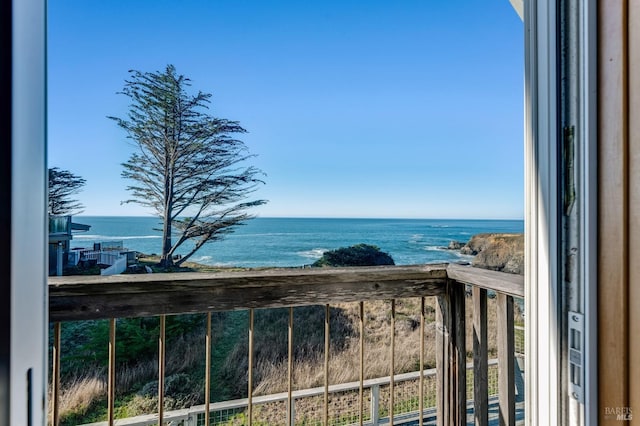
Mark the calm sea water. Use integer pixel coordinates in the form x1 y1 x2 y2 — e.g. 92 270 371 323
71 217 524 268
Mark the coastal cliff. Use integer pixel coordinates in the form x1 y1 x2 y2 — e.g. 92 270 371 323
452 233 524 275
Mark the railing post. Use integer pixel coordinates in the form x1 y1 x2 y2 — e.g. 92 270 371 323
370 384 380 425
186 413 196 426
473 287 488 426
436 287 449 426
289 397 295 426
497 293 515 426
437 280 466 426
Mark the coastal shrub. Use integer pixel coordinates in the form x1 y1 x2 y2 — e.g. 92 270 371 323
312 243 395 267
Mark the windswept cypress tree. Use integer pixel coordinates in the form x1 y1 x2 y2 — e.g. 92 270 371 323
110 65 266 267
48 167 86 216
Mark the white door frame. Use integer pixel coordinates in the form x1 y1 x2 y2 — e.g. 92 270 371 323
524 0 598 425
6 0 602 424
524 0 562 424
8 0 48 425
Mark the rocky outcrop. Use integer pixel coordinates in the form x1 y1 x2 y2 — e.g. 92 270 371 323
447 240 465 250
455 233 524 275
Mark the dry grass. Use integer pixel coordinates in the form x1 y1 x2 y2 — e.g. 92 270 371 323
50 327 206 424
253 295 511 396
253 298 439 395
48 374 106 421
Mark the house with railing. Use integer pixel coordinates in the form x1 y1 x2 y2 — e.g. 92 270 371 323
48 215 91 276
75 241 137 276
4 0 639 425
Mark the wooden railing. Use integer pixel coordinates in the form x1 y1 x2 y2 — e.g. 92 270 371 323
48 263 524 426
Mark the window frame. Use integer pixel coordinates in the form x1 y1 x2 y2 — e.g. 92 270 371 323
5 0 603 424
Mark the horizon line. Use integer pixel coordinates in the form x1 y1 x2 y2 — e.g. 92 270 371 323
74 214 525 221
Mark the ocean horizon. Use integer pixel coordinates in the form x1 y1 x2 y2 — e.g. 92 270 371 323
70 216 524 268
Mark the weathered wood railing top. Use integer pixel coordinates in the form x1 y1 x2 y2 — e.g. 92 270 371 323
48 263 524 322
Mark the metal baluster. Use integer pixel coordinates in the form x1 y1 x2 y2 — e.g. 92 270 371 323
390 299 395 425
359 301 364 426
158 315 165 426
205 312 212 426
52 323 61 426
419 297 425 426
288 307 294 426
248 309 254 425
324 304 330 426
108 318 116 426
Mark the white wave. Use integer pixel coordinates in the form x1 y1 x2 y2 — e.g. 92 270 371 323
423 246 444 252
455 252 475 259
297 248 327 259
408 234 423 243
211 261 237 267
192 255 213 262
73 234 161 240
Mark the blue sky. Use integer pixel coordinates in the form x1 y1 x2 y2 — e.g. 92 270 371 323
48 1 524 219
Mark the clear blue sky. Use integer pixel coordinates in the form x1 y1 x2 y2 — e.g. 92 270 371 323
48 1 524 219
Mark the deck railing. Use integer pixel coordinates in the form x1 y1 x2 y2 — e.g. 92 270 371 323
48 263 524 426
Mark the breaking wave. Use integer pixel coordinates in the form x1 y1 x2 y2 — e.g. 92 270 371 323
297 248 327 259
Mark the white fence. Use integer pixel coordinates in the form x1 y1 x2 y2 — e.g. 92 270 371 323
100 254 127 276
82 360 501 426
80 250 128 276
80 250 101 261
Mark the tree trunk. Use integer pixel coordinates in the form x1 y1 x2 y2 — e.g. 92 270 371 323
161 160 174 267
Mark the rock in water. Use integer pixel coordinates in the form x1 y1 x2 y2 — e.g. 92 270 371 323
447 240 465 250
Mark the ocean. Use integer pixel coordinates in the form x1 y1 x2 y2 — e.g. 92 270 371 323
71 217 524 268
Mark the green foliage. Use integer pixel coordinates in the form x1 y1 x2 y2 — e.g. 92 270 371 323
59 315 204 369
312 243 395 267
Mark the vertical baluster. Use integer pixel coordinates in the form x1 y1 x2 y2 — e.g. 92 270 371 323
419 298 425 426
108 318 116 426
52 323 61 426
497 294 515 426
473 287 488 426
158 315 165 426
248 308 254 425
359 301 364 426
288 307 294 426
389 299 395 425
324 304 330 426
205 312 212 426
